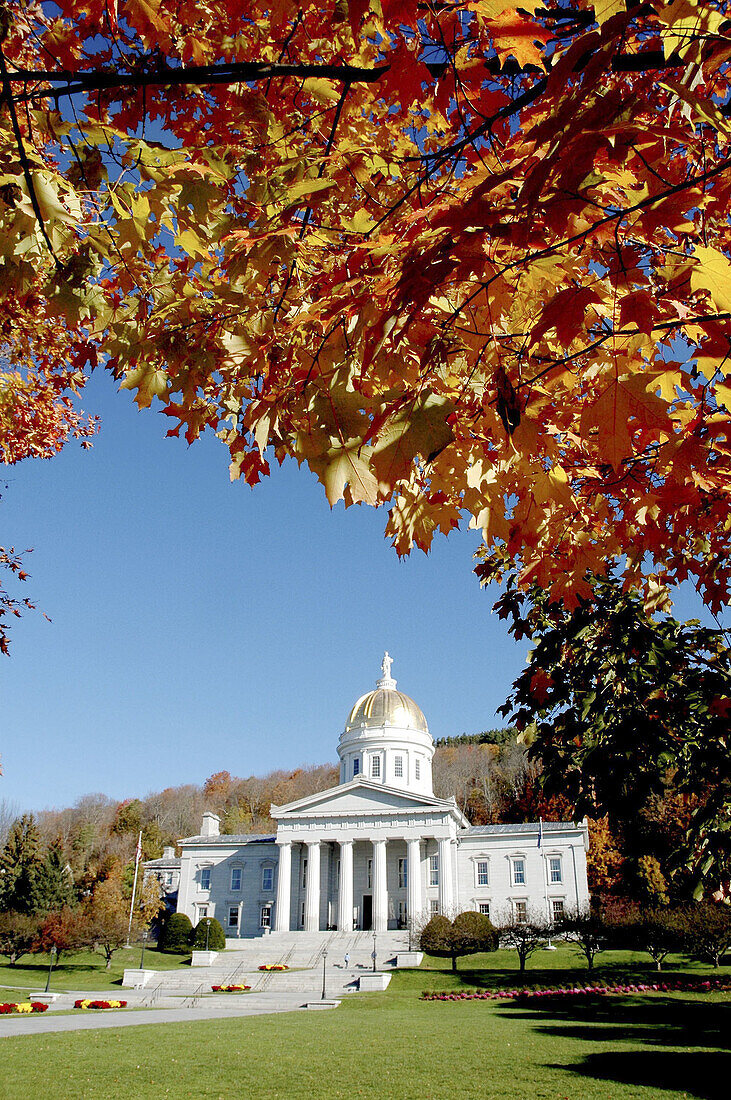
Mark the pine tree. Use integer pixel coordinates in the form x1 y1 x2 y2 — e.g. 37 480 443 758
0 815 41 914
30 839 74 914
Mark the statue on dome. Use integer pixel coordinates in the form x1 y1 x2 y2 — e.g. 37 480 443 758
381 651 393 679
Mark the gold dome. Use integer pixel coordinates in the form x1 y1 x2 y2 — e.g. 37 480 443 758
345 687 428 734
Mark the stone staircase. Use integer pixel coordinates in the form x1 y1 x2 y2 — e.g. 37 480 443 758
142 931 411 998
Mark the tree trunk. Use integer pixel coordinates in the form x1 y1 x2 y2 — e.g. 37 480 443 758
519 954 526 974
451 953 457 972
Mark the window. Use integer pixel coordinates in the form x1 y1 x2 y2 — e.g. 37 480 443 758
371 755 381 778
552 899 565 922
514 901 527 923
478 902 490 917
512 858 526 886
199 867 211 891
260 905 272 928
398 901 407 926
549 857 563 884
429 855 439 887
337 859 341 885
262 866 274 892
398 858 407 889
353 757 360 777
429 899 439 915
228 906 239 928
394 755 403 778
163 871 173 886
476 860 489 886
231 867 242 891
302 859 307 888
300 902 305 928
415 758 421 780
367 859 373 889
197 905 209 919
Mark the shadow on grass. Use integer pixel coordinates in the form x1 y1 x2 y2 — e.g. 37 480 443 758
502 994 730 1099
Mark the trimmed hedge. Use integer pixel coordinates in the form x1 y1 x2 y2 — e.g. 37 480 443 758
158 912 193 954
190 916 226 951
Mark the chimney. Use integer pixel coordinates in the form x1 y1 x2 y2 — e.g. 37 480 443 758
201 811 220 838
162 846 175 860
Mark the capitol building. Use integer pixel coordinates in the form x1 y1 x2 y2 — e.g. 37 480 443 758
155 656 589 938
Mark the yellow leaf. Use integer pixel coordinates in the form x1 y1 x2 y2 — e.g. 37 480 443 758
691 245 731 313
593 0 625 26
286 178 336 203
301 78 342 104
321 447 378 506
176 228 210 259
120 365 168 408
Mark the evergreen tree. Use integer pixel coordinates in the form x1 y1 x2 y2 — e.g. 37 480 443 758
0 815 41 914
31 839 74 914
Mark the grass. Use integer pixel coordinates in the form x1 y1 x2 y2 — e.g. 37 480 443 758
0 946 191 993
0 948 728 1100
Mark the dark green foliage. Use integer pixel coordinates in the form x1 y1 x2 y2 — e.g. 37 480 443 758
679 901 731 968
0 814 41 914
30 839 74 914
158 911 193 953
498 570 731 897
628 908 686 972
190 916 226 951
420 911 497 971
0 910 41 965
435 729 516 747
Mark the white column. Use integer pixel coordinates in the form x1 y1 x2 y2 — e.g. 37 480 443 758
373 838 388 932
274 840 292 932
407 838 422 925
304 841 321 932
438 837 454 915
338 839 354 932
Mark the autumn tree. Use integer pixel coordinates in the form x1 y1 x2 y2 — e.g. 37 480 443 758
0 910 40 966
500 572 731 896
33 907 87 960
2 1 731 652
557 905 607 972
680 902 731 968
84 871 143 968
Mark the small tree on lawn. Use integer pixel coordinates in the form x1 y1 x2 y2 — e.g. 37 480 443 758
33 907 88 961
84 871 146 969
680 902 731 969
0 911 41 966
558 906 607 972
630 908 685 972
499 910 551 974
420 911 498 971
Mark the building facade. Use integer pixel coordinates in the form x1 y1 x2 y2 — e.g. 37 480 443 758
164 656 590 937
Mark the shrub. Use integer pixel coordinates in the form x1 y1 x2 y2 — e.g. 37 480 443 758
157 911 193 953
680 901 731 968
190 916 226 951
420 911 498 971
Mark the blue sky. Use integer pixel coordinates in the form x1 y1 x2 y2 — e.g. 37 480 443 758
1 373 723 814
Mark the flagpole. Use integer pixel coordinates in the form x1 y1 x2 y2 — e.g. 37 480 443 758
126 831 142 946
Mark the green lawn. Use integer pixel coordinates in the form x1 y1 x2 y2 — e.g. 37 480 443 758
0 946 191 993
0 949 728 1099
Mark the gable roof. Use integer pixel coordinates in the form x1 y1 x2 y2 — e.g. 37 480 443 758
271 777 469 826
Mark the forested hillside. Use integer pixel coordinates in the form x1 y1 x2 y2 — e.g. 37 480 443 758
0 729 701 909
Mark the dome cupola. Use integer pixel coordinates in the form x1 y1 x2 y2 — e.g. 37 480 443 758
338 653 435 794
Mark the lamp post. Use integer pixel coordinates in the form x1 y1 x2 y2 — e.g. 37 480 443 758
321 948 328 1001
44 946 57 993
205 918 211 951
139 929 149 969
372 930 377 972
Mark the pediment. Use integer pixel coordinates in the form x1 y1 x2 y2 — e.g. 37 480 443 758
271 779 456 819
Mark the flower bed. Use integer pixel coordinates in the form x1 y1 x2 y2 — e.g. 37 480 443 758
258 964 289 971
421 977 731 1002
0 1002 49 1014
74 999 128 1010
211 984 251 992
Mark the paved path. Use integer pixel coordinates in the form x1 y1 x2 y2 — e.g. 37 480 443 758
0 991 336 1038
